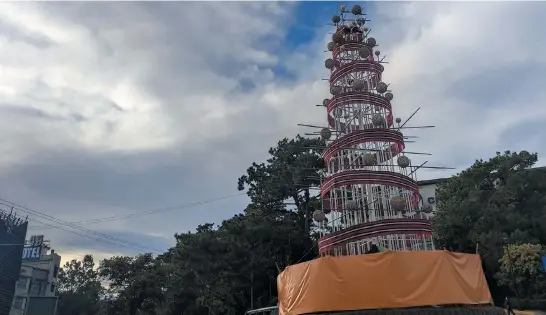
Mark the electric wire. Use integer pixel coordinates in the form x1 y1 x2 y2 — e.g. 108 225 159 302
28 193 247 230
0 200 162 254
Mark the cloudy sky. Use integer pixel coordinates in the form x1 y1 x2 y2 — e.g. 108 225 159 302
1 1 545 263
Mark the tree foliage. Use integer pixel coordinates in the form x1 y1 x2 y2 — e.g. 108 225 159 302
432 150 546 301
57 255 103 315
497 243 545 298
237 135 325 234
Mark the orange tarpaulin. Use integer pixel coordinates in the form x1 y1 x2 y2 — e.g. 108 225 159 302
277 251 493 315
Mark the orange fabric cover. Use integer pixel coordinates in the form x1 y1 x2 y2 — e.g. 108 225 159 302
277 251 492 315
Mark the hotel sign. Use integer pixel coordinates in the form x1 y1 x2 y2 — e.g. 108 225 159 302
22 235 44 261
22 246 42 260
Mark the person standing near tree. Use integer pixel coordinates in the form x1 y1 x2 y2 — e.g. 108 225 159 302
504 296 515 315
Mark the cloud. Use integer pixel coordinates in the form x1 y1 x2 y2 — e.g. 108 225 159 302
1 2 545 263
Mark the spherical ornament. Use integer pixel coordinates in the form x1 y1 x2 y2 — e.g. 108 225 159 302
333 108 343 118
351 5 363 15
376 82 388 94
332 33 344 44
332 15 341 24
395 117 402 124
372 114 386 127
340 4 346 12
320 128 332 140
330 86 342 95
358 46 371 58
327 42 335 51
375 50 381 56
385 92 393 101
356 18 365 26
325 58 334 69
346 199 359 211
366 37 377 47
363 27 369 32
354 80 366 91
397 155 410 168
391 196 406 212
378 63 385 73
363 153 376 166
323 98 330 106
313 210 326 222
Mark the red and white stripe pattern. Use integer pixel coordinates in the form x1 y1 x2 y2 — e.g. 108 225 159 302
318 218 432 253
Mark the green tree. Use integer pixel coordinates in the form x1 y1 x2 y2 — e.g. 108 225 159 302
99 253 166 315
432 150 546 302
497 243 545 298
57 255 102 315
237 135 325 234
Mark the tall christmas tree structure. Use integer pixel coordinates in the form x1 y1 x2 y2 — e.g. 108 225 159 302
312 4 435 256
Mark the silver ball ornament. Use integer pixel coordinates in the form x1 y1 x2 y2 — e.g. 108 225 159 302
376 82 388 94
332 33 344 44
330 86 342 95
313 210 327 222
372 114 386 127
351 5 362 15
354 80 366 91
366 37 376 47
397 156 410 168
395 117 402 124
327 42 335 51
332 15 341 24
320 128 332 140
363 153 376 166
391 196 406 212
323 99 330 106
358 46 371 58
385 92 393 101
325 59 334 69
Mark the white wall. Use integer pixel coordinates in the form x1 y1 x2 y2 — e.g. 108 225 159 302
418 183 440 213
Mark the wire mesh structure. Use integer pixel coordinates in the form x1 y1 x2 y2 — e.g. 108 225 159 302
0 210 28 314
313 4 434 256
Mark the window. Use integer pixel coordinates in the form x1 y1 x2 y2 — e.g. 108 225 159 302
50 283 56 293
12 297 25 310
16 278 28 291
53 266 59 277
29 280 44 296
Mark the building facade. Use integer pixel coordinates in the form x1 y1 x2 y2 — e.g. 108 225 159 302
10 235 60 315
417 177 449 214
0 211 28 315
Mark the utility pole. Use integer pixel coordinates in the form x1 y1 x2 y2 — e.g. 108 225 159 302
250 269 254 310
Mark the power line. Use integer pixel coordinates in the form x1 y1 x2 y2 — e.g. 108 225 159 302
28 193 247 230
0 208 158 254
0 200 163 254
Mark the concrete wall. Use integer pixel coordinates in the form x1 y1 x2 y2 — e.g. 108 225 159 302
418 183 440 213
10 250 61 315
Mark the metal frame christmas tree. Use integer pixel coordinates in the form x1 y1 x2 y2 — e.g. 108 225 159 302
309 4 439 256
